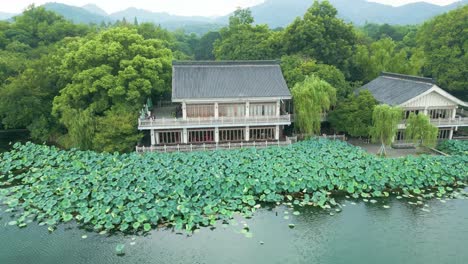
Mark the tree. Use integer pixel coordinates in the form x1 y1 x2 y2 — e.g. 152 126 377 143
7 5 89 48
417 5 467 95
0 43 72 142
281 55 352 98
351 37 425 82
52 27 172 151
291 75 336 135
194 31 221 60
214 8 278 60
93 107 142 152
370 105 403 156
328 90 378 137
405 113 438 148
283 1 356 76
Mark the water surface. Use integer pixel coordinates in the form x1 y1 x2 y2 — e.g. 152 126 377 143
1 196 467 264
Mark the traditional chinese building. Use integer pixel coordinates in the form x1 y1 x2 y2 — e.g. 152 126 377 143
137 60 292 152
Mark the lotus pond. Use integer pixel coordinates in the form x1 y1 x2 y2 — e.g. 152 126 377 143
0 139 467 234
1 193 468 264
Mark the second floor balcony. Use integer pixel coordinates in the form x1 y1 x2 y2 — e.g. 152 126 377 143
138 114 292 130
398 116 468 129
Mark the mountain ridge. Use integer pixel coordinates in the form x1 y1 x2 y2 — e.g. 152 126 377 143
0 0 466 33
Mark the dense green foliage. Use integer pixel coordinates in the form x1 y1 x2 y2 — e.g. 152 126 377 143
1 140 466 232
405 113 438 148
51 27 172 151
280 55 352 98
213 9 278 60
417 5 468 94
328 90 378 137
282 1 356 77
292 76 336 135
351 37 424 83
437 140 468 156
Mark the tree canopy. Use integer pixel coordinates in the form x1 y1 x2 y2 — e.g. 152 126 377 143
370 105 403 156
292 75 336 136
417 5 467 94
328 90 378 137
213 8 278 60
283 1 356 76
52 27 172 151
405 113 438 148
281 55 352 98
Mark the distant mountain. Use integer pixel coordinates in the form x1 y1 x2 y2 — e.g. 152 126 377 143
110 7 211 23
42 2 110 24
219 0 468 27
0 12 15 21
1 0 466 34
81 3 107 16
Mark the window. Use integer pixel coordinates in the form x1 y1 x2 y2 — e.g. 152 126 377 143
250 103 276 117
186 104 214 118
219 104 245 117
250 127 275 141
429 109 449 119
188 129 214 143
438 129 451 139
159 131 181 144
404 109 420 119
219 128 245 142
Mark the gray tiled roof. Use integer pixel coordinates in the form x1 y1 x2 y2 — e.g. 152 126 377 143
360 72 435 105
172 61 291 101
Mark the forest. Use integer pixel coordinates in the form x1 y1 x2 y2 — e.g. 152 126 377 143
0 1 466 152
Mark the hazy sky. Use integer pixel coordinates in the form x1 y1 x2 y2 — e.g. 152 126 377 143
0 0 462 16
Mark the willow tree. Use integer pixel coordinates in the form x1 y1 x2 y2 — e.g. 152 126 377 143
405 113 438 148
292 75 336 136
370 105 402 156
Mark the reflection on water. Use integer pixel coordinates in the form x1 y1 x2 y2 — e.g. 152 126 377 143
0 130 29 153
1 196 467 264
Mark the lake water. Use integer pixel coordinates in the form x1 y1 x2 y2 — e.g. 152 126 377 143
1 195 467 264
0 130 29 153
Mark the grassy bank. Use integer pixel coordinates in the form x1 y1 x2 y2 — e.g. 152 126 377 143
0 140 467 233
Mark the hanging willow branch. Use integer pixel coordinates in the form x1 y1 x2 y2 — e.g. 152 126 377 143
405 113 438 148
370 104 402 156
292 75 336 136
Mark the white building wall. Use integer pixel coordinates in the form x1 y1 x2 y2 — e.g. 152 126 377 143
401 91 458 109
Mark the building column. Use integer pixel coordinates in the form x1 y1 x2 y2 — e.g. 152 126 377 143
182 102 187 120
449 128 454 140
214 102 219 119
275 125 280 140
182 128 188 144
150 129 156 145
155 131 160 145
215 127 219 143
245 126 250 141
423 106 428 115
276 100 281 117
245 102 250 117
452 107 457 119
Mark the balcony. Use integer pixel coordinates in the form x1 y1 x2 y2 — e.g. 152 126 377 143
398 117 468 129
138 114 292 130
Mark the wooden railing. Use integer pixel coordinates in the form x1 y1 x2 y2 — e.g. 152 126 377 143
399 117 468 128
136 140 292 153
138 114 292 129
